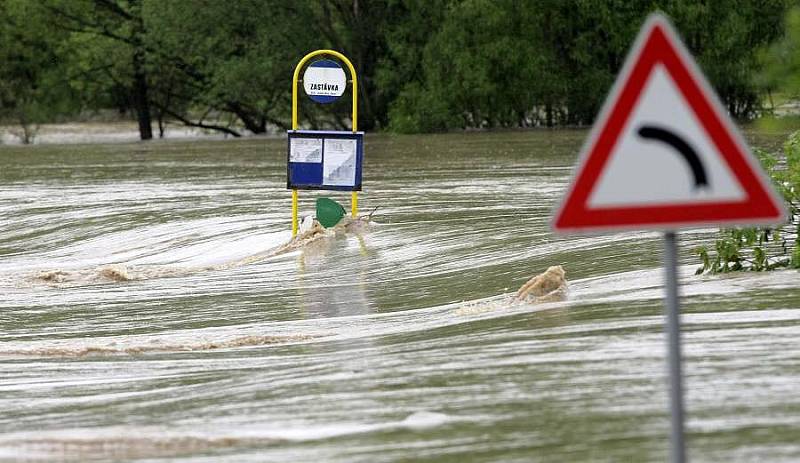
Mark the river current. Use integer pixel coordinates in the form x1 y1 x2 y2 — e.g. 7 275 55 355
1 131 798 461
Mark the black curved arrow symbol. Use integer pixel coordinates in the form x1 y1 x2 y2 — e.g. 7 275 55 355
637 125 708 189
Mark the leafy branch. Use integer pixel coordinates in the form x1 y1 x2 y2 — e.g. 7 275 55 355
696 130 800 273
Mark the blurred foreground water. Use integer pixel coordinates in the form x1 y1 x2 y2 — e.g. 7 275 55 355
0 130 798 462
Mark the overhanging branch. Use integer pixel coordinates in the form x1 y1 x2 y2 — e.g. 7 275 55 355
154 103 241 137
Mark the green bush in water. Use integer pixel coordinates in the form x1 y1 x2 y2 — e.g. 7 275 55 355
696 130 800 273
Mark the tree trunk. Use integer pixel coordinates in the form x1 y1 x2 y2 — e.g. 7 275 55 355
157 108 165 138
130 0 152 141
226 102 267 134
132 60 153 140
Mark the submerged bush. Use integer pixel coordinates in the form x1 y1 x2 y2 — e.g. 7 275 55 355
695 130 800 273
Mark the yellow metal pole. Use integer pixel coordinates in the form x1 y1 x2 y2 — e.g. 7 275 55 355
292 189 299 237
346 61 358 216
292 49 358 132
291 49 360 223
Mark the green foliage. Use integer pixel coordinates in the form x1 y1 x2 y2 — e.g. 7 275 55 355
0 0 794 137
761 5 800 102
143 0 317 133
669 0 789 119
695 130 800 274
0 0 79 142
386 0 790 132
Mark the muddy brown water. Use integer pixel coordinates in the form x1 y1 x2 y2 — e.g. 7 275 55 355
1 130 798 461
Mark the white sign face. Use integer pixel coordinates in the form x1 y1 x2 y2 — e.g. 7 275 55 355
588 64 745 207
323 138 357 186
303 60 346 103
290 137 322 163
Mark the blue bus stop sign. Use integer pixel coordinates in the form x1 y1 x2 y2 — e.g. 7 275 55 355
302 59 347 104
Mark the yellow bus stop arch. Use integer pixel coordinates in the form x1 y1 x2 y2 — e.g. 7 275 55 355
291 49 359 237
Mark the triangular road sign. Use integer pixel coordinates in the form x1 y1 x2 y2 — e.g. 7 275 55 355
553 13 786 233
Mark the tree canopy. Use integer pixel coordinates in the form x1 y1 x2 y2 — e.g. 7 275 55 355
0 0 794 141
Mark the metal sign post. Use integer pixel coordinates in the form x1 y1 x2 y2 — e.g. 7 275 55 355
551 14 787 462
663 231 686 463
290 50 361 237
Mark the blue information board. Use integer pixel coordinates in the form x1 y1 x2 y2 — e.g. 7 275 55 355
287 130 364 191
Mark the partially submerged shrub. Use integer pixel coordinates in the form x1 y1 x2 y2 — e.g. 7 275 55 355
695 130 800 273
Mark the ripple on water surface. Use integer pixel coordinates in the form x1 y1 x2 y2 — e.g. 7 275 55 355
1 132 799 461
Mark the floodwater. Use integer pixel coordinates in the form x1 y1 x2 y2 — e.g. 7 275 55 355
0 130 798 462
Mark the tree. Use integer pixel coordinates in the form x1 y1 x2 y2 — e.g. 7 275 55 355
0 0 78 143
761 5 800 105
0 0 793 137
384 0 790 132
669 0 789 119
39 0 156 140
143 0 317 136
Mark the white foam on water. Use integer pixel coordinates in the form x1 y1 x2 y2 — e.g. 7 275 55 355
0 412 463 460
400 411 453 429
6 263 796 359
16 218 374 289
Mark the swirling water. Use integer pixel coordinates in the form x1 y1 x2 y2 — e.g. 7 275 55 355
0 131 798 462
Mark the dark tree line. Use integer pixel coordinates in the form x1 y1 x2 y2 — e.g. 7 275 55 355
0 0 793 141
